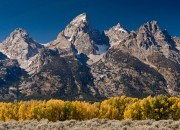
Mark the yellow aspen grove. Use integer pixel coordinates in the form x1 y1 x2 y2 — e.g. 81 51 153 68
0 96 179 121
18 102 27 121
140 95 170 120
63 101 73 120
99 102 118 119
46 100 65 121
0 103 6 121
124 101 142 120
25 101 35 120
4 103 16 121
99 96 138 120
13 102 19 120
87 102 100 119
71 101 89 120
168 97 180 120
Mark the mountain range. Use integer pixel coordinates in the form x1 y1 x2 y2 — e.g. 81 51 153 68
0 13 179 101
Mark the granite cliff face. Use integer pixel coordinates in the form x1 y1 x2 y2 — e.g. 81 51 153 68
104 23 130 47
0 28 44 69
0 52 27 100
0 13 179 101
60 13 108 56
107 21 180 96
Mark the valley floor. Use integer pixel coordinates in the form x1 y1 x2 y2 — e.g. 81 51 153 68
0 119 179 130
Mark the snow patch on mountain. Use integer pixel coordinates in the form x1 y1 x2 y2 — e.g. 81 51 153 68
95 44 109 55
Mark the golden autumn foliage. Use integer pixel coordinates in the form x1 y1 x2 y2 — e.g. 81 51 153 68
0 95 179 122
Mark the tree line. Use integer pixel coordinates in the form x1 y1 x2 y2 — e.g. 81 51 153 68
0 95 179 121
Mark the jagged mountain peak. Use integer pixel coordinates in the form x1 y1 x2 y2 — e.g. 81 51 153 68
2 28 34 46
1 28 42 48
138 20 160 33
66 13 89 31
12 28 27 33
136 20 177 52
9 28 29 39
0 28 44 69
146 20 158 25
0 14 179 101
112 23 129 33
62 13 91 41
70 13 88 25
104 23 129 47
57 13 106 56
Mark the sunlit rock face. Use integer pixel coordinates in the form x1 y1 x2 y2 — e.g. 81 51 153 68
0 28 44 69
0 13 179 101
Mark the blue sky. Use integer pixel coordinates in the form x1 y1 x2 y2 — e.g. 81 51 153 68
0 0 180 43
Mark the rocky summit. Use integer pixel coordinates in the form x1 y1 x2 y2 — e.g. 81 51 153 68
0 13 179 101
0 28 44 70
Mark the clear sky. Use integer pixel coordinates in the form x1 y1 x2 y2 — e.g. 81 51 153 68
0 0 180 43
